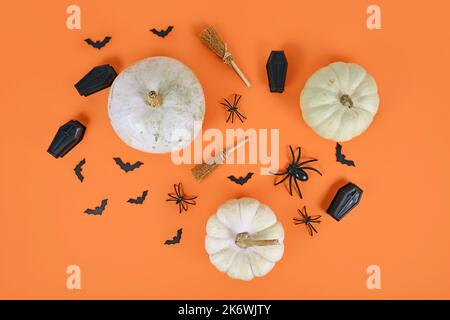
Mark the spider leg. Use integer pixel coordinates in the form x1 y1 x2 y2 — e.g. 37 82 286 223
299 159 318 166
236 110 246 119
298 208 307 219
174 184 181 197
238 112 247 120
167 193 178 200
296 147 302 164
288 176 293 196
309 223 318 234
306 224 313 237
293 218 305 224
309 215 322 222
220 101 233 110
183 199 197 205
166 198 178 202
234 94 242 107
302 166 323 176
220 102 230 110
231 112 235 123
235 112 246 123
274 173 290 185
289 145 296 163
184 195 198 201
293 177 303 199
222 99 233 109
226 112 233 123
272 170 288 176
181 202 188 213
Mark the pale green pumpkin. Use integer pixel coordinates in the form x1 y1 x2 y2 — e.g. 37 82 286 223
300 62 379 142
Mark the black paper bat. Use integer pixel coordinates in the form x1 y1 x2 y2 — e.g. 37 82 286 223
164 228 182 245
84 199 108 215
150 26 174 38
127 190 148 205
74 158 86 182
227 172 254 186
336 143 355 167
84 36 111 49
113 157 143 173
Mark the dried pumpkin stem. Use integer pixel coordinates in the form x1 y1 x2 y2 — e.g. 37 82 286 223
147 91 162 108
235 232 279 249
340 94 354 108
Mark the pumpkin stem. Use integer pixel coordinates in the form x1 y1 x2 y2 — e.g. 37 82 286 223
235 232 279 249
147 91 162 108
340 94 354 108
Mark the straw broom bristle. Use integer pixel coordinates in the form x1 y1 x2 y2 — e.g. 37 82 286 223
191 162 219 182
199 26 226 59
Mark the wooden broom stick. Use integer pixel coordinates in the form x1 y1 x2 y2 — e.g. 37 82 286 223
199 26 251 88
191 137 250 182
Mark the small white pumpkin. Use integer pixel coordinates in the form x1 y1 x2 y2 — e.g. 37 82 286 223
108 56 205 153
205 198 284 281
300 62 379 142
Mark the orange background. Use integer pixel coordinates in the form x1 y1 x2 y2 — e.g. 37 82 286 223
1 0 450 299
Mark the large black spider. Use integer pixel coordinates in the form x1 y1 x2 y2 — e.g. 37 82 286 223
272 145 322 199
220 94 247 123
166 183 197 213
293 206 321 237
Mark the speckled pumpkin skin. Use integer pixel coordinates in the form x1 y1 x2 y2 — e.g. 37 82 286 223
108 56 205 153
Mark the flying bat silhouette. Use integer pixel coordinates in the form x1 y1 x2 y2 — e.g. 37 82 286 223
227 172 254 186
113 157 143 173
84 199 108 215
336 143 355 167
150 26 174 38
127 190 148 205
164 228 182 245
74 158 86 182
84 36 112 49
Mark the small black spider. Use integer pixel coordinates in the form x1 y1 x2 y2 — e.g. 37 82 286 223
220 94 247 123
166 183 197 213
272 145 322 199
293 206 321 236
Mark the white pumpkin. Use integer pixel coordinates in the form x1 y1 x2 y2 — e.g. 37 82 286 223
108 56 205 153
205 198 284 281
300 62 379 142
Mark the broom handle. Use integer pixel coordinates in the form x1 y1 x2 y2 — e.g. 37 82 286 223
224 137 250 159
230 61 251 88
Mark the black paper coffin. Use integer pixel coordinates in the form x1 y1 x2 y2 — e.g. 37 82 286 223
75 64 117 96
266 51 288 93
327 183 363 221
47 120 86 158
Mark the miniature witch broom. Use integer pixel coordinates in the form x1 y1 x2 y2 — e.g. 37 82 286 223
199 26 251 88
192 137 250 182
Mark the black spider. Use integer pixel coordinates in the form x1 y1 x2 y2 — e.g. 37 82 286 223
166 183 197 213
293 206 321 237
220 94 247 123
272 145 322 199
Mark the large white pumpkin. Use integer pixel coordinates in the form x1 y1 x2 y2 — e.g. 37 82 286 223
205 198 284 281
108 56 205 153
300 62 379 142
